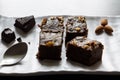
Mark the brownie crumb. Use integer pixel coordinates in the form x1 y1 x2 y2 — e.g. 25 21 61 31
17 37 22 42
28 42 30 45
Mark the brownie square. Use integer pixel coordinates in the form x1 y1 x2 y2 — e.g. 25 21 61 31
65 16 88 44
66 36 104 66
1 28 16 43
38 16 64 33
37 32 63 60
14 15 36 32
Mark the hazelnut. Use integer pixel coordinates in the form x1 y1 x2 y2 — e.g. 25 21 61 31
104 25 113 34
41 18 47 25
75 27 81 32
45 41 54 47
101 18 108 26
95 25 104 34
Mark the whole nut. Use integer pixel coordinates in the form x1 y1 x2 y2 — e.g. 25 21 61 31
95 25 104 34
41 18 47 25
101 18 108 26
104 25 113 34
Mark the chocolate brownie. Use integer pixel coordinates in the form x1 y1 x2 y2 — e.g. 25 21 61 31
65 16 88 44
1 28 16 43
37 32 63 60
66 36 104 66
14 15 36 32
38 16 64 33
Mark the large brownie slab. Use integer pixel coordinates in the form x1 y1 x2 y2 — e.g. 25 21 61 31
66 36 104 66
65 16 88 44
37 32 63 60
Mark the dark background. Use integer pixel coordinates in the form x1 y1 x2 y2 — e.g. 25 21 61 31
0 74 120 80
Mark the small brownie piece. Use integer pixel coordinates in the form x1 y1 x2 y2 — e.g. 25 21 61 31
1 28 16 43
14 15 36 32
17 37 22 42
37 32 63 60
66 36 104 66
38 16 64 33
65 16 88 44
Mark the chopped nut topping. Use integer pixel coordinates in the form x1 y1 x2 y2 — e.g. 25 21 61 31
83 45 89 49
71 39 77 46
78 16 85 23
45 41 54 47
91 41 95 47
75 27 81 32
41 18 47 25
58 23 64 26
57 16 64 21
85 42 91 46
69 22 73 25
85 41 98 48
50 17 56 20
60 20 64 23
